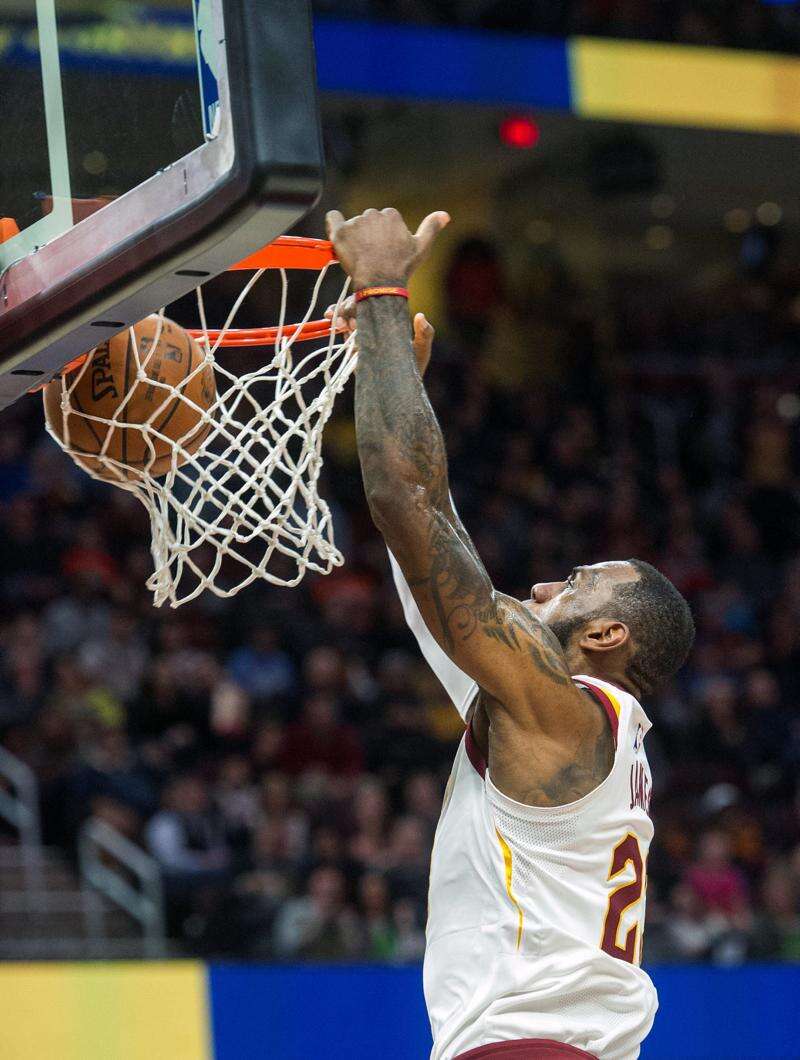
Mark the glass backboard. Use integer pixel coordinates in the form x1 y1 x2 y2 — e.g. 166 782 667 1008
0 0 324 409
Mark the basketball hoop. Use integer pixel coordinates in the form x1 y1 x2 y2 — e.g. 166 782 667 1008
43 236 359 608
186 237 343 348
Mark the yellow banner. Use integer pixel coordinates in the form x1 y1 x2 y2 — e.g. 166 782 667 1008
571 37 800 134
0 962 212 1060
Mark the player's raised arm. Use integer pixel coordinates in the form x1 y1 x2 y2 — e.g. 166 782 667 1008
325 296 478 721
325 208 599 748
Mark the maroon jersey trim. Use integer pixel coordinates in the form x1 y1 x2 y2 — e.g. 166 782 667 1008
454 1038 597 1059
465 721 486 777
575 678 619 748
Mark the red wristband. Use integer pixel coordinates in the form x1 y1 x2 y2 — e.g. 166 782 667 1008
355 285 409 303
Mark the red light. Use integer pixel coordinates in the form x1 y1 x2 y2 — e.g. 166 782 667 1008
499 115 540 150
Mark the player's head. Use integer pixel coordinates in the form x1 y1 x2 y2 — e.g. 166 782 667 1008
527 559 694 697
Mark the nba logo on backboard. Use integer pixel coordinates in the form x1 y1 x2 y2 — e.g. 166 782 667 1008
193 0 222 139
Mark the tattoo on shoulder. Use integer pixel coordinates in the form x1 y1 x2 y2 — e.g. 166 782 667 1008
414 524 572 687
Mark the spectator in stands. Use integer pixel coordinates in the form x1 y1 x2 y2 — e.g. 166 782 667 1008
146 773 231 934
392 897 427 963
365 697 443 782
258 772 309 864
385 816 431 911
225 624 297 706
214 754 260 857
349 777 390 870
78 606 150 705
41 570 111 657
272 865 362 959
402 772 443 843
146 774 229 876
0 613 45 732
250 719 285 772
302 644 369 721
62 726 158 825
278 692 364 782
358 872 396 960
685 830 750 922
655 882 714 963
0 496 57 604
301 822 361 884
250 817 303 881
750 861 800 960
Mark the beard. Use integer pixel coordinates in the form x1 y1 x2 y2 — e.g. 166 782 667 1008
546 614 586 655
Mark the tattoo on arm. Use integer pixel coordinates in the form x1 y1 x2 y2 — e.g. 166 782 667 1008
355 296 571 691
355 296 448 500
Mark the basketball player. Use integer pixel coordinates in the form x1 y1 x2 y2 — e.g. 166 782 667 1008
325 208 695 1060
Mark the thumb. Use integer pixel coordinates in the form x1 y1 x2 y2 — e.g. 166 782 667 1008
414 211 450 258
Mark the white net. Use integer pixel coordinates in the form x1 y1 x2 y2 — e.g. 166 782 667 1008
44 261 358 608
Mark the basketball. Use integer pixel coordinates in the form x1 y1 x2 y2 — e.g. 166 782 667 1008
43 315 216 480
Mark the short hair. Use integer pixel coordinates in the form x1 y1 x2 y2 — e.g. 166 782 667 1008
610 560 695 697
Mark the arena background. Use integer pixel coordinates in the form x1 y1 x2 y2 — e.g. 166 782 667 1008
2 0 800 1057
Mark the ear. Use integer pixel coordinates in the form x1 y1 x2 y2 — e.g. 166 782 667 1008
579 618 630 654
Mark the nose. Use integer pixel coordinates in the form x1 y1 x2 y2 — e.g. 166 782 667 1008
531 581 567 604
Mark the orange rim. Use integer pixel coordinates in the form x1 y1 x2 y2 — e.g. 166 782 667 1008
190 319 348 348
231 235 338 272
189 236 346 347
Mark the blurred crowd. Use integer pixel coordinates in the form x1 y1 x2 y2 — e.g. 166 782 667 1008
313 0 800 54
2 222 800 965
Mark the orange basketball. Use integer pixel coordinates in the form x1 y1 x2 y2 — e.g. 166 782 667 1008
43 316 216 481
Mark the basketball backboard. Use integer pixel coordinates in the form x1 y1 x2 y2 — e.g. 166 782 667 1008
0 0 324 410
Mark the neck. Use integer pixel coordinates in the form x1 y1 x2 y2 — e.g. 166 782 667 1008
568 655 640 699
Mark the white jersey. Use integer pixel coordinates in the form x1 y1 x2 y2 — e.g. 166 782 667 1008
389 552 658 1060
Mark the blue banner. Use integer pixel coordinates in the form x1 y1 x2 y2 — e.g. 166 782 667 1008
314 20 571 107
208 963 800 1060
0 15 572 112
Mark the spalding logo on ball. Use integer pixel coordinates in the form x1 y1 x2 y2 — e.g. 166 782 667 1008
43 316 216 481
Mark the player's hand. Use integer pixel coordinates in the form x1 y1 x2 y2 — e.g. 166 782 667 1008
326 297 434 376
325 207 450 289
